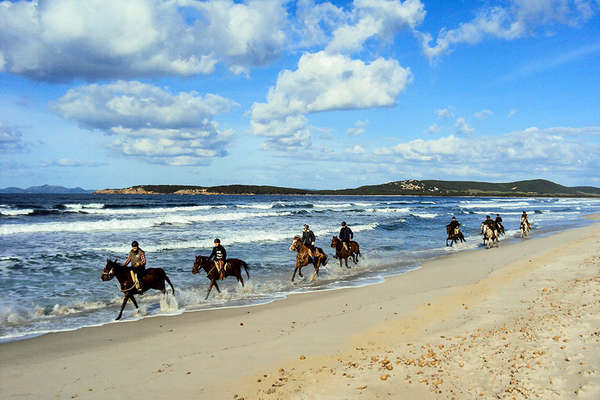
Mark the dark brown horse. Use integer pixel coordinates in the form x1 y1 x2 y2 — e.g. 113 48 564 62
330 236 360 268
289 236 328 282
101 259 175 320
446 225 466 247
192 256 250 299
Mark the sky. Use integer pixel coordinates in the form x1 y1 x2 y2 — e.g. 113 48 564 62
1 0 599 190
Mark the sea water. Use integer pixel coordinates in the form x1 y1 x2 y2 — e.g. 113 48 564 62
1 193 599 341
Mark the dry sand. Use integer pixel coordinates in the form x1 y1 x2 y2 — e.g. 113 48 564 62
1 218 599 399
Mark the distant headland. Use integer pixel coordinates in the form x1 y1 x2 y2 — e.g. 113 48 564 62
0 185 93 194
94 179 600 197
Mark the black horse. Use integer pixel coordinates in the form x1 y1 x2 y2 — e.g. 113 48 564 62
446 225 466 247
101 259 175 320
192 256 250 299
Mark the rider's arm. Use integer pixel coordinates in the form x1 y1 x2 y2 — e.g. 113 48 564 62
349 228 353 239
222 246 227 261
122 255 131 267
208 247 216 261
138 251 146 267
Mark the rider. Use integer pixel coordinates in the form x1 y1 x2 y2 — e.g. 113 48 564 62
339 221 353 252
208 238 227 280
484 215 498 234
123 240 146 291
447 216 460 236
521 211 530 229
301 224 316 259
495 214 504 233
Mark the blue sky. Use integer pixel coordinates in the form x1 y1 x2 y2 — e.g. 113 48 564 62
1 0 599 190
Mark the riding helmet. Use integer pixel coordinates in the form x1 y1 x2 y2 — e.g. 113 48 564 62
341 221 346 226
131 240 139 247
214 238 221 244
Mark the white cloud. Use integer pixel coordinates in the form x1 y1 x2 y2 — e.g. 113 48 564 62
419 0 598 61
326 0 426 54
347 144 366 154
454 117 474 135
0 0 287 81
373 126 600 179
250 51 412 150
508 109 518 118
474 109 493 119
426 123 440 134
0 123 26 152
53 81 234 165
346 120 369 136
436 107 454 119
40 158 105 167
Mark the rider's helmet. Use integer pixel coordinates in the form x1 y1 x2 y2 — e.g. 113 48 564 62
304 224 309 229
341 221 346 226
451 216 456 220
214 238 221 244
131 240 139 247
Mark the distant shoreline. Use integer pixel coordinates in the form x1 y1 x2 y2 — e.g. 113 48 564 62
92 179 600 198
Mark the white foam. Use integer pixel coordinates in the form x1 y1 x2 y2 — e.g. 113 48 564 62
0 208 33 216
412 213 438 219
0 211 292 235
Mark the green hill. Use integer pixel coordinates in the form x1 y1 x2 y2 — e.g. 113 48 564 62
95 179 600 197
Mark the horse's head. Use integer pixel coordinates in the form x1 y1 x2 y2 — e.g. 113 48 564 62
289 236 301 252
192 255 210 274
101 259 118 281
330 236 339 248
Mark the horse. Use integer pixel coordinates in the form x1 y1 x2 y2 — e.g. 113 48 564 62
101 259 175 320
446 225 466 247
330 236 360 268
496 222 505 237
192 256 250 299
480 223 499 249
520 220 530 238
289 236 328 282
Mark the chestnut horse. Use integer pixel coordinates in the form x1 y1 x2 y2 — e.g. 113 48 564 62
289 236 328 282
101 259 175 320
192 256 250 299
330 236 360 268
445 225 465 247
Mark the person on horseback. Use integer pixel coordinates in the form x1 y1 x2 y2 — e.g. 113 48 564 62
301 224 316 260
447 216 460 236
484 215 498 234
495 214 504 233
208 238 227 280
122 240 146 291
521 211 530 229
339 221 353 253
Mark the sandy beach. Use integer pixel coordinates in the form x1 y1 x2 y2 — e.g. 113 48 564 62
2 217 599 399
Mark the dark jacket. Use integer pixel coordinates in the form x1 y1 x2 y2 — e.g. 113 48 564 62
447 220 460 230
209 245 227 261
302 230 315 246
495 216 503 224
339 226 353 242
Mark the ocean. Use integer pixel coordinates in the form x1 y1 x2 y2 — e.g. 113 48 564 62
1 193 599 342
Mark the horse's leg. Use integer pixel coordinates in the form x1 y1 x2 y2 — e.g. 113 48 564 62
236 269 245 287
116 294 130 320
130 295 139 309
309 259 319 282
291 266 299 282
344 256 350 269
205 280 215 300
214 281 221 293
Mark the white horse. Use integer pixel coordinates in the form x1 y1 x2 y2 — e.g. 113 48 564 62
520 218 530 238
481 222 498 249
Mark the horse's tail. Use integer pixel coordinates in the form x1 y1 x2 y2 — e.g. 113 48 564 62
240 260 250 280
164 272 175 295
321 253 328 266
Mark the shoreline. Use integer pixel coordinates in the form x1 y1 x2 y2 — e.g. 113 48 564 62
1 216 599 399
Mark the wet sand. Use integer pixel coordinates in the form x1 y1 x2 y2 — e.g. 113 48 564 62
1 218 599 399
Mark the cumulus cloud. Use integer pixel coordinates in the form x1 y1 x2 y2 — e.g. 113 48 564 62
250 51 412 150
53 81 235 165
346 120 369 136
373 126 600 179
454 117 474 135
326 0 426 54
436 107 454 119
474 109 493 119
0 0 286 81
0 123 26 152
418 0 598 61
